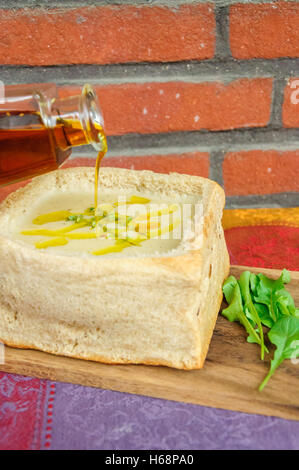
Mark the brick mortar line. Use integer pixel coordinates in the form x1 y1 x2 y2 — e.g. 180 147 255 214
0 59 299 85
270 78 288 128
214 5 231 61
70 130 299 159
99 129 299 154
208 150 225 186
0 0 294 9
226 192 299 209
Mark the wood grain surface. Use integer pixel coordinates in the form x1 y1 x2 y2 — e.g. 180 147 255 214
0 265 298 421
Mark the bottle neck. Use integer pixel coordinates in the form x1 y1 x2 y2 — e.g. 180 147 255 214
37 84 106 152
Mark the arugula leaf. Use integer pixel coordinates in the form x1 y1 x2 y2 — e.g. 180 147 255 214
251 269 294 323
250 273 274 328
259 316 299 391
238 271 267 359
222 276 265 350
254 303 274 329
222 275 238 304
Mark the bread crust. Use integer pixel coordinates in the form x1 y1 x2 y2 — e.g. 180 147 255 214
0 167 229 369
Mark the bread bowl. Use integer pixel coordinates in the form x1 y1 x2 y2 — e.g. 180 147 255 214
0 167 229 369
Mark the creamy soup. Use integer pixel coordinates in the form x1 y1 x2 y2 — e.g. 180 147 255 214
15 190 199 257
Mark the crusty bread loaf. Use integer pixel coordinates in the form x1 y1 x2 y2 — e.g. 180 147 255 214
0 167 229 369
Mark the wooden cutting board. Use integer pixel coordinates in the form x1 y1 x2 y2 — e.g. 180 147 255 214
0 265 298 421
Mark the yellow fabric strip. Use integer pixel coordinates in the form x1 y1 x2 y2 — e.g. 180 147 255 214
222 207 299 230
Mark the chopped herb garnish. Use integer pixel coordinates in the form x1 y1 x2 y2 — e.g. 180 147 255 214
67 214 84 223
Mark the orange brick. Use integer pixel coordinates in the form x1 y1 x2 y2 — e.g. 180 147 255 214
230 2 299 59
63 152 210 177
282 78 299 127
0 4 215 65
60 79 273 135
223 150 299 196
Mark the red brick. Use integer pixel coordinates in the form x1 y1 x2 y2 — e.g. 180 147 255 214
63 152 210 177
59 79 273 135
282 78 299 127
0 5 215 65
223 150 299 196
230 2 299 59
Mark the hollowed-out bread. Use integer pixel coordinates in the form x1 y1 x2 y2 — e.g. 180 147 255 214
0 167 229 369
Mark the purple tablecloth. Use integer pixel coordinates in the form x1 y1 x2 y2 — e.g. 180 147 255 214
47 381 299 450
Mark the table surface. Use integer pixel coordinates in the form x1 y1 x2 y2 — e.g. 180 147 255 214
0 158 298 450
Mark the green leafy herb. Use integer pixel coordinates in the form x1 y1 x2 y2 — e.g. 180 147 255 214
254 303 274 329
238 271 267 359
222 276 265 354
250 269 295 323
259 316 299 391
222 269 299 390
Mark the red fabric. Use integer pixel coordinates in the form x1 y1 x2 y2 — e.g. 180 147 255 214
225 225 299 271
0 373 47 450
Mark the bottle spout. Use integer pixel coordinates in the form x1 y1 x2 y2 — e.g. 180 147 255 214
80 84 106 152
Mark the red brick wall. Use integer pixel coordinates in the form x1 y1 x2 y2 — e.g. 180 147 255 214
0 1 298 207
